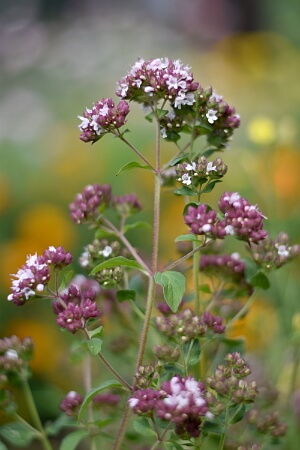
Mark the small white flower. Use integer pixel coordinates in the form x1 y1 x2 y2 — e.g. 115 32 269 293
181 173 192 185
277 245 289 257
5 349 18 360
160 127 167 139
99 104 109 116
186 162 197 172
166 109 176 121
202 224 211 232
144 86 155 93
206 109 218 124
128 398 139 408
206 162 217 173
101 246 113 258
225 225 235 235
77 115 90 129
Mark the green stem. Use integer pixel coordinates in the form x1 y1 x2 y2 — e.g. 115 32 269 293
112 111 162 450
161 242 206 273
226 291 256 330
21 378 53 450
117 133 156 172
83 329 132 391
101 217 151 274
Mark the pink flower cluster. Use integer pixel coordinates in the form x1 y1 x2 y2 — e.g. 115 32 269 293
129 375 211 438
155 308 225 343
116 57 199 109
7 246 72 306
78 98 129 143
52 284 101 334
185 192 268 243
69 183 112 224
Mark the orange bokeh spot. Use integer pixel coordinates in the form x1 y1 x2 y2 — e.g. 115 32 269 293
272 146 300 204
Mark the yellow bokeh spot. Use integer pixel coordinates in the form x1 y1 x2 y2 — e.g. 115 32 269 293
247 116 276 146
0 237 47 289
16 202 77 251
227 299 278 352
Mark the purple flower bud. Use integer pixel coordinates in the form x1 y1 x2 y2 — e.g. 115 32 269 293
60 391 83 416
69 183 112 224
42 246 72 268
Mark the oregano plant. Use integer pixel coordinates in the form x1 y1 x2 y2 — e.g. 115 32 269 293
2 57 299 450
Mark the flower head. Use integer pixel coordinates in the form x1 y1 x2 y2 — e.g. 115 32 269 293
78 98 129 143
7 253 51 305
69 183 112 224
116 57 198 109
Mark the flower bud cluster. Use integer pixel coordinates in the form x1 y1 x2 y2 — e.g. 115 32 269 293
206 353 257 405
155 308 225 343
116 57 199 109
197 87 240 147
0 336 34 380
69 183 112 224
199 253 252 294
129 375 212 438
176 156 227 187
7 246 72 305
249 232 300 270
112 193 142 217
79 239 122 269
92 392 121 408
134 365 157 389
153 344 181 363
78 98 130 143
94 266 124 288
185 192 268 243
52 284 100 334
247 408 287 438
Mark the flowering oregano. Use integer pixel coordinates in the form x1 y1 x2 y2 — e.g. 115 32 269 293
3 56 299 450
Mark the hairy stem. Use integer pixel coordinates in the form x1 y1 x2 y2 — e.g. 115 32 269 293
113 111 162 450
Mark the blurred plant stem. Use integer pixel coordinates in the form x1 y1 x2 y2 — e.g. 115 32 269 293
21 377 53 450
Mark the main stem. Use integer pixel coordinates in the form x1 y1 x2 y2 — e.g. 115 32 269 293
112 115 162 450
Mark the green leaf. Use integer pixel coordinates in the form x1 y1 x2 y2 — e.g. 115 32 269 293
164 442 184 450
95 228 116 239
90 256 146 275
202 148 223 158
154 271 186 312
250 272 270 290
116 289 136 302
169 155 189 166
164 131 181 143
173 186 198 196
87 338 103 356
133 418 156 437
199 284 212 294
123 221 152 233
157 109 169 119
201 179 222 193
183 339 201 366
78 380 123 421
202 420 226 435
116 161 152 176
228 404 246 424
60 430 89 450
174 233 200 243
87 326 103 339
46 415 77 436
59 270 75 291
0 422 38 447
0 442 8 450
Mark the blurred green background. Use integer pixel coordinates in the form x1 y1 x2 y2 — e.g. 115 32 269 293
1 0 300 446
